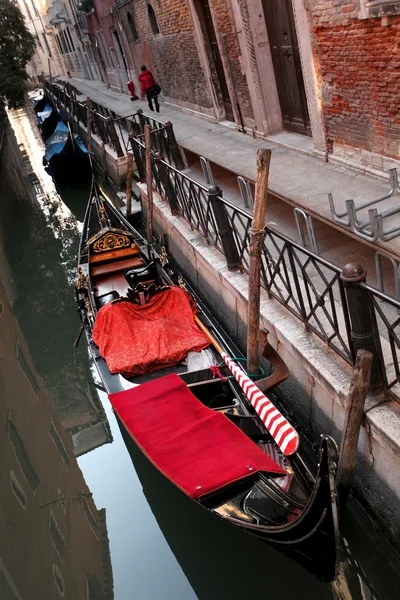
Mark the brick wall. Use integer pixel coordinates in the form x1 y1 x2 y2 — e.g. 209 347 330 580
116 0 254 120
209 0 253 120
118 0 214 109
310 1 400 159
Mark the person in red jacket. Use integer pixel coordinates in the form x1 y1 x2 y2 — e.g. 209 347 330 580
139 65 160 113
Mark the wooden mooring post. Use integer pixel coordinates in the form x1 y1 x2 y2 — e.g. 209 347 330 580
126 152 133 219
337 349 373 513
86 98 92 157
144 124 153 245
247 148 271 375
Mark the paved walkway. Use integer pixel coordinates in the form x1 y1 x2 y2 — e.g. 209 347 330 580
57 76 400 259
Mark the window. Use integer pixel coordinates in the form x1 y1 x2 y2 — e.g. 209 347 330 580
55 34 63 55
16 342 40 396
359 0 400 18
59 30 69 54
126 11 139 42
66 29 75 53
10 470 27 510
49 510 66 561
83 497 99 537
49 420 70 467
7 415 40 493
53 564 65 597
0 300 3 316
35 34 44 53
42 32 51 57
147 3 160 35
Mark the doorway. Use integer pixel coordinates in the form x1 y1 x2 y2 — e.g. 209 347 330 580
194 0 234 122
262 0 311 136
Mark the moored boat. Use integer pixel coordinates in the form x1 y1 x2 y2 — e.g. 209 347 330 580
75 182 340 582
34 96 59 140
43 120 90 182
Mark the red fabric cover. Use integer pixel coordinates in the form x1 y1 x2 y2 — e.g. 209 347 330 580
109 374 286 499
92 287 210 377
139 69 155 97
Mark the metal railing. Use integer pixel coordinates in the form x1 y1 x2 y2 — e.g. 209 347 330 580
131 134 400 396
43 80 185 167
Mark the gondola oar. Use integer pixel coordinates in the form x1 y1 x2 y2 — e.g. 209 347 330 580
195 316 300 456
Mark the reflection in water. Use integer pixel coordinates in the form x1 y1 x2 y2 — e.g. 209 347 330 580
0 277 113 599
3 108 111 458
2 104 400 599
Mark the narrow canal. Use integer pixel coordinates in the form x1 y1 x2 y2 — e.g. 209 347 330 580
1 104 400 600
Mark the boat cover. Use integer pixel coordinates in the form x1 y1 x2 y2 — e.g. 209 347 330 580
92 287 210 377
37 104 53 125
109 374 286 498
44 120 88 162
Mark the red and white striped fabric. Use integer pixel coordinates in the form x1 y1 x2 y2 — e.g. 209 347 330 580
221 352 300 456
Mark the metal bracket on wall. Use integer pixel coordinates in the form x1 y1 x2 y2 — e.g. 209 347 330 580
200 156 215 186
237 176 253 210
294 208 320 255
329 168 400 241
375 251 400 313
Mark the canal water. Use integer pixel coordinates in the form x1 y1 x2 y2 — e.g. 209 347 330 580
1 105 400 600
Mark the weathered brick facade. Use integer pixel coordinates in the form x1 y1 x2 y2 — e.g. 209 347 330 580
115 0 254 123
209 0 254 120
117 0 214 110
309 1 400 160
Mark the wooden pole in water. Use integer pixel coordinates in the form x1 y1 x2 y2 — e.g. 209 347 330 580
144 124 153 245
126 152 133 219
86 98 92 156
337 349 373 513
247 148 271 376
101 142 107 177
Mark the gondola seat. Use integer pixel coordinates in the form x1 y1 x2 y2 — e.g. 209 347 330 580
89 245 141 265
92 286 210 376
91 256 145 277
96 290 120 309
109 374 285 499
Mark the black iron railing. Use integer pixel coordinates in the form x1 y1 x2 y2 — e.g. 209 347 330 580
42 79 400 395
131 135 400 395
44 80 184 166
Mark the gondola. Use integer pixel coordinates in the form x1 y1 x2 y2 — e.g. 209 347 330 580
34 96 59 140
43 120 90 182
75 181 340 583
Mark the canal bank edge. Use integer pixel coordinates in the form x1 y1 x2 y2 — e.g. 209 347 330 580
138 182 400 550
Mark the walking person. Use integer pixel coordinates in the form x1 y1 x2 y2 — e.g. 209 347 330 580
139 65 160 113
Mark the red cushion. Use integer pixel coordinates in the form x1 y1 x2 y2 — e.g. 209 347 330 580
92 287 210 376
109 374 286 499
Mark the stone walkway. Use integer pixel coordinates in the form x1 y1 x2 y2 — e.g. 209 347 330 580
57 76 400 259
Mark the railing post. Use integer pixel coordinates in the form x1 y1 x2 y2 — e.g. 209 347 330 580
153 152 180 216
107 118 124 157
164 121 185 170
137 108 146 134
341 262 386 395
129 134 146 181
208 185 241 270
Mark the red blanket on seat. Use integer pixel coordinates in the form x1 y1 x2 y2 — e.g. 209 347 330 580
109 374 286 499
92 286 210 377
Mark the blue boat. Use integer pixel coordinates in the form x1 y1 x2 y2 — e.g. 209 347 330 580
43 120 90 182
34 96 59 139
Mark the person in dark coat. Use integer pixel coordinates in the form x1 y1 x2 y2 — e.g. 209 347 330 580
139 65 160 112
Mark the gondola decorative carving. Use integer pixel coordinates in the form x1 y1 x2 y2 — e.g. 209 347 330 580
93 232 131 253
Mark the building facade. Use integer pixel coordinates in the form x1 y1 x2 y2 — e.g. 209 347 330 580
0 273 113 599
45 0 101 80
17 0 55 81
29 0 398 172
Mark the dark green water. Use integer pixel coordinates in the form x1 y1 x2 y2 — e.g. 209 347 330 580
1 106 400 599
